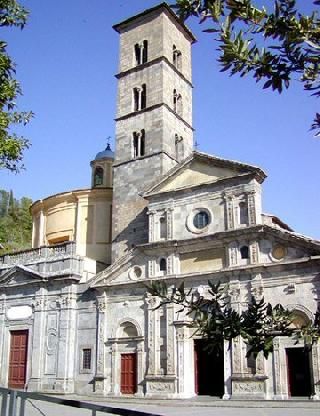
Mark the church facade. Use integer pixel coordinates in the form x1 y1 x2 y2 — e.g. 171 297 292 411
0 3 320 400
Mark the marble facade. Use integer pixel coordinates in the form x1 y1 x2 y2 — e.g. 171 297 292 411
0 2 319 400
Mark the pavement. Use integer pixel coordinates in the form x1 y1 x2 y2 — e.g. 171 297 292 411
2 394 320 416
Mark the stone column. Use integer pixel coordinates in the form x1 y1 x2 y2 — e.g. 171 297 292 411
145 294 158 376
224 194 235 230
247 192 257 226
148 211 155 242
223 340 232 399
166 304 175 375
136 341 145 397
29 292 47 391
54 291 77 393
272 337 286 399
175 323 194 398
249 240 260 264
110 343 119 395
95 294 107 394
167 208 173 240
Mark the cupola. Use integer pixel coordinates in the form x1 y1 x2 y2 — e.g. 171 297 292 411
90 143 114 188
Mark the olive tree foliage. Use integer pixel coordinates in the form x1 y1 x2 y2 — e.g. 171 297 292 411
147 280 320 358
0 0 33 171
173 0 320 135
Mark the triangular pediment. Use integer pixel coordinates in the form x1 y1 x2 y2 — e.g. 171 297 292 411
0 265 46 288
144 151 266 197
90 249 148 288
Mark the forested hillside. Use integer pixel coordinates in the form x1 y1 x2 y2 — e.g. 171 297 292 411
0 190 32 254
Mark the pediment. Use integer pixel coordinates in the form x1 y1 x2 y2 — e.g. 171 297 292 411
90 249 148 288
0 265 46 288
144 151 266 197
261 225 320 263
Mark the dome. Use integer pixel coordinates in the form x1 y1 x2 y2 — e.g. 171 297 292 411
95 143 114 160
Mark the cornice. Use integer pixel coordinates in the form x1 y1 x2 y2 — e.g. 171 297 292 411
115 56 193 87
115 102 194 131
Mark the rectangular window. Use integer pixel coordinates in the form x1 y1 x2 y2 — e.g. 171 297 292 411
82 348 92 370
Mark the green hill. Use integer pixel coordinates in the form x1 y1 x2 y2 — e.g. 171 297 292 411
0 189 32 254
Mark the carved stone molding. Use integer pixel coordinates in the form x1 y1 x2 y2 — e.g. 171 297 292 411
32 297 47 311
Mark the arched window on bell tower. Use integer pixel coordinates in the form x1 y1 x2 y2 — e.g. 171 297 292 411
173 89 182 116
133 129 145 158
173 45 182 71
133 84 146 112
134 40 148 66
94 166 104 186
175 134 184 161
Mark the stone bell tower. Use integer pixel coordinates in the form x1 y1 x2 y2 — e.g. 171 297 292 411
112 3 195 261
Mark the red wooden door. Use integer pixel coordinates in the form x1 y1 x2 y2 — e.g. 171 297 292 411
8 330 28 389
121 353 137 394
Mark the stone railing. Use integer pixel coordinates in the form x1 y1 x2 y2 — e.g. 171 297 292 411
0 241 76 266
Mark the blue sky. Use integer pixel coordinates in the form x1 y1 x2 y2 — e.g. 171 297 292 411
0 0 319 239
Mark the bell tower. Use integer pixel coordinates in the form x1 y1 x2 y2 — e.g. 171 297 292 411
112 3 195 261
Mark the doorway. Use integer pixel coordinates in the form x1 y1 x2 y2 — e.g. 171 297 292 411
8 330 28 389
120 353 137 394
194 339 224 396
286 348 312 397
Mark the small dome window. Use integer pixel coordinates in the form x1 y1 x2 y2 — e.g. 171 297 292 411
94 167 104 186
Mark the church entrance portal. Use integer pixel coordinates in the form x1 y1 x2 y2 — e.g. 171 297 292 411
8 330 28 389
120 353 137 394
194 339 224 396
286 348 312 397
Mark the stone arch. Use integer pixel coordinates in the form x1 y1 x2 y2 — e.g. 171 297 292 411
286 304 313 328
116 318 142 338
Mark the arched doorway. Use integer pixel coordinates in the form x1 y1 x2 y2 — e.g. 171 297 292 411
118 322 138 394
286 310 312 397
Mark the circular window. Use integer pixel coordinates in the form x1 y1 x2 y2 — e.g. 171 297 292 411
186 208 212 234
128 265 143 280
133 266 142 278
193 211 209 229
272 245 287 260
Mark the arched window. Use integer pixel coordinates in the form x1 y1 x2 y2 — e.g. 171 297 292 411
94 166 104 186
239 201 248 225
175 134 184 161
173 45 182 71
142 40 148 63
133 84 147 112
160 216 167 239
160 258 167 273
134 40 148 66
173 89 183 116
240 245 249 259
133 129 145 158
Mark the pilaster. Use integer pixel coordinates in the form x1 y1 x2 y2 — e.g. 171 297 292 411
95 293 107 394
